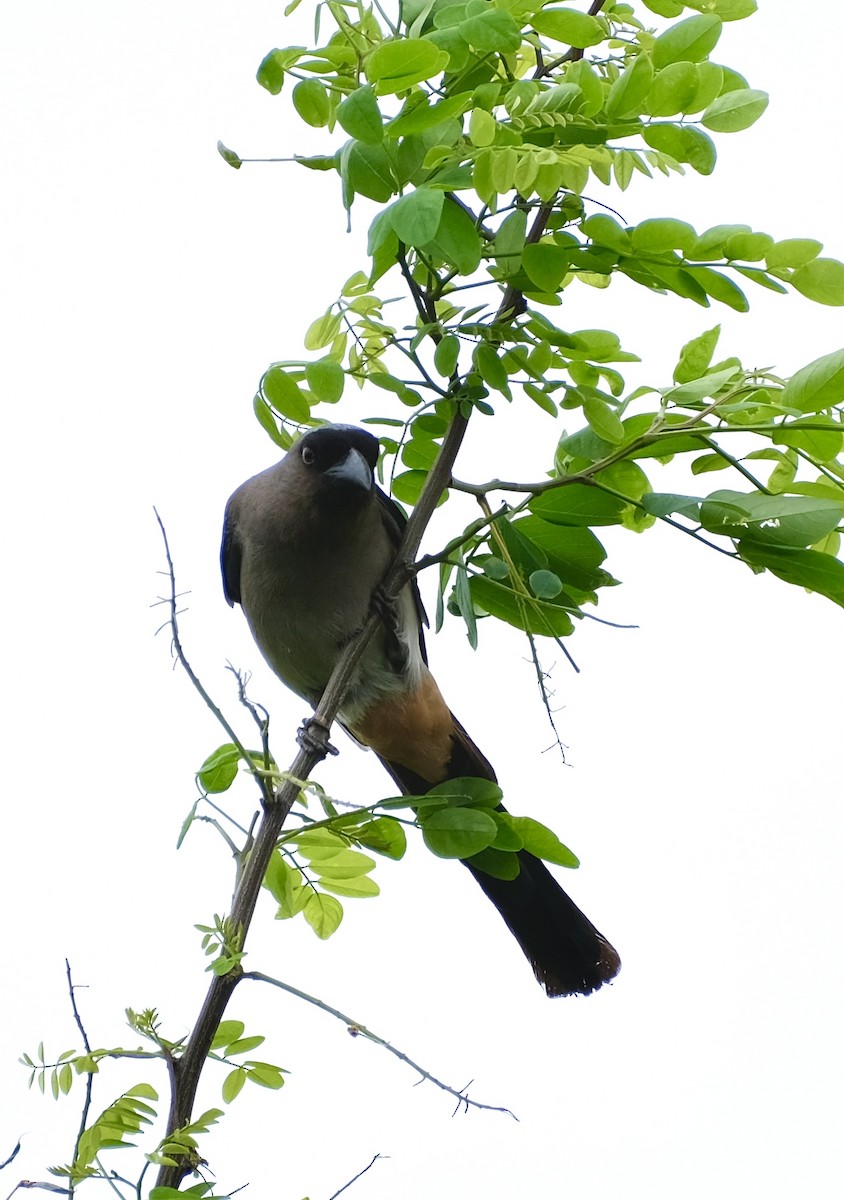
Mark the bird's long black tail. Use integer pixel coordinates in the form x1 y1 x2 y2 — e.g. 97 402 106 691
377 712 621 998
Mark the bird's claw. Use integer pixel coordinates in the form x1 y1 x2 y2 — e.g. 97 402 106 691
371 584 398 628
297 716 339 758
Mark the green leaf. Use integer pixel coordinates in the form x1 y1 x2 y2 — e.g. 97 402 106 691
645 62 700 116
701 87 768 132
386 91 473 137
606 52 654 119
652 14 722 68
641 491 702 519
458 9 523 53
264 852 308 918
643 123 717 174
402 436 440 470
389 187 445 247
210 1020 246 1051
489 811 524 852
434 334 460 377
216 140 242 169
583 394 624 443
631 217 697 255
737 542 844 608
494 208 528 276
723 230 773 261
510 817 579 867
701 0 757 16
791 258 844 306
305 357 345 404
773 418 844 463
700 489 843 547
222 1068 247 1104
317 875 381 898
197 745 240 794
666 364 739 403
256 47 300 95
420 806 498 859
531 7 605 49
529 569 563 599
338 141 396 203
262 366 311 421
253 395 290 448
305 310 342 351
426 776 503 807
293 153 337 172
428 196 482 274
303 893 344 939
454 561 478 648
523 242 571 292
765 238 822 270
530 484 627 526
292 79 330 127
310 849 377 879
581 214 632 254
244 1062 286 1089
465 847 521 880
642 0 683 14
392 469 446 505
782 349 844 413
684 266 748 311
365 38 449 94
691 452 730 475
474 342 509 394
468 106 496 147
225 1036 265 1056
468 575 576 637
354 817 407 859
673 324 720 383
336 85 384 144
510 518 611 590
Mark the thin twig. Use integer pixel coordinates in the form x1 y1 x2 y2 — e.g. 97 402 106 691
0 1144 21 1172
327 1154 386 1200
64 963 92 1200
244 973 518 1120
153 511 271 805
525 633 568 762
3 1186 69 1197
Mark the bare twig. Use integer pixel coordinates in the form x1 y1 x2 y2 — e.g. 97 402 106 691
0 1145 21 1173
153 512 272 806
64 963 92 1200
525 634 568 762
3 1185 68 1198
327 1154 386 1200
244 972 518 1120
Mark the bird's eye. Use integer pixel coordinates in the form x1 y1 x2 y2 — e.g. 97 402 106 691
301 445 315 466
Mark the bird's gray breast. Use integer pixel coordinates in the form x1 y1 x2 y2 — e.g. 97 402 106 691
238 524 422 719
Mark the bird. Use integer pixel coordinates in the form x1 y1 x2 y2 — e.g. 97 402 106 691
221 423 620 996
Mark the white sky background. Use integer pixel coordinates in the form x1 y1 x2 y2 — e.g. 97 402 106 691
2 2 842 1198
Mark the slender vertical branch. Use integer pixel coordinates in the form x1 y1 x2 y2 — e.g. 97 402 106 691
65 962 93 1200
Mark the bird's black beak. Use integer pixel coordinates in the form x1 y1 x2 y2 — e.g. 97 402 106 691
324 447 374 493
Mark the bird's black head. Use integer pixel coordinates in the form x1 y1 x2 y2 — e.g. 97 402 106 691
293 424 379 500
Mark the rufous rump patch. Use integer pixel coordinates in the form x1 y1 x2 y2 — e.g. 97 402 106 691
353 669 454 784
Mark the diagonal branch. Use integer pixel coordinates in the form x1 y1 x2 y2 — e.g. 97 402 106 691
245 972 517 1119
154 409 472 1190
